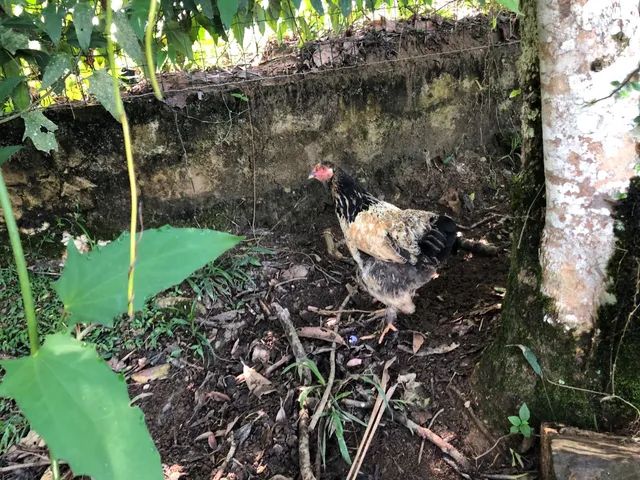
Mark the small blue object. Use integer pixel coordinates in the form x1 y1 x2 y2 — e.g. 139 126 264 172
348 335 358 345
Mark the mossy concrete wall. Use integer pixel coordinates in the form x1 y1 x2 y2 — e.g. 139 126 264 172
3 23 520 234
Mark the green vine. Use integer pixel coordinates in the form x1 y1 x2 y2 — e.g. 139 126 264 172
0 169 39 355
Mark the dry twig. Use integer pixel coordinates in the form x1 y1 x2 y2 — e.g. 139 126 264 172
448 385 500 452
392 411 472 472
211 434 237 480
309 292 352 431
299 409 317 480
272 302 311 384
346 357 396 480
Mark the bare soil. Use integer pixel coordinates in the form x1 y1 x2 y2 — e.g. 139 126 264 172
130 206 516 480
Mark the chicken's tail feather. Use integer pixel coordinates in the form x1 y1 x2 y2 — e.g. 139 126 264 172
420 215 458 262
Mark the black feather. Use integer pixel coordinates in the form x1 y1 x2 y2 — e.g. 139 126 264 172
418 215 458 262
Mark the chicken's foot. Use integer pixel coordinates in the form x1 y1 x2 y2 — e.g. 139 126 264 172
322 229 351 263
378 308 398 344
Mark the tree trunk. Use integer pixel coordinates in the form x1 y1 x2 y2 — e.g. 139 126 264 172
475 0 640 430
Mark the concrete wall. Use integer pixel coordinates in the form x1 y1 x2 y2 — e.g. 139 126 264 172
3 19 520 235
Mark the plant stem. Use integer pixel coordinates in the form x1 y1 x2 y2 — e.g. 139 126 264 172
0 171 39 354
105 0 139 319
145 0 163 100
50 457 60 480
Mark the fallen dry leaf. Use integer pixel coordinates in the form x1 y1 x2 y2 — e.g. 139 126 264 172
397 342 461 357
469 303 502 316
131 364 170 384
281 264 309 280
163 464 187 480
412 332 425 354
207 432 217 450
346 358 362 368
297 326 346 346
207 391 231 402
242 364 275 397
423 342 460 356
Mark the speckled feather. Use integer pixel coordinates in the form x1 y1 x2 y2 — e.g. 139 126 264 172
329 167 458 313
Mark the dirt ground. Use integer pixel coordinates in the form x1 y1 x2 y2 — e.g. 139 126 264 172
1 146 528 479
132 208 515 480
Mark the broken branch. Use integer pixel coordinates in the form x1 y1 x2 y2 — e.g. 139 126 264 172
309 292 352 431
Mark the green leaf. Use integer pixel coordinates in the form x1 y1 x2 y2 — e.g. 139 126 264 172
0 25 29 54
21 110 58 153
196 0 214 18
114 11 145 65
331 411 351 465
166 25 194 61
42 3 66 44
87 69 120 121
55 227 242 326
217 0 239 28
41 53 73 90
231 92 248 101
2 59 29 110
509 88 521 99
0 145 22 166
519 423 532 438
519 403 530 422
309 0 323 15
511 344 543 377
0 334 162 480
507 416 521 426
73 1 94 50
0 76 23 104
509 425 519 434
339 0 352 17
496 0 520 14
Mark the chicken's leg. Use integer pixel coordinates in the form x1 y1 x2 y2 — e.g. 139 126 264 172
322 229 352 263
378 307 398 344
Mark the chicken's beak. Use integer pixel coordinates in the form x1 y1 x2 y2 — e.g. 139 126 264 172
308 171 316 180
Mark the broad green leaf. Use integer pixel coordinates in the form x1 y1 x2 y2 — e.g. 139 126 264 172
0 145 22 166
166 25 194 61
73 1 94 50
0 25 28 54
510 344 543 377
519 423 532 438
217 0 239 28
2 59 29 110
42 3 65 44
196 0 214 18
87 69 120 120
114 11 144 65
0 334 162 480
331 411 351 465
21 110 58 153
496 0 520 14
55 227 242 326
308 0 323 15
41 53 73 89
509 425 519 434
0 76 23 104
290 0 301 10
507 415 521 426
339 0 351 17
519 403 530 422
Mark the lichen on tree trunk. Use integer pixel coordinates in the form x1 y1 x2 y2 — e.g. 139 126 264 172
475 0 640 430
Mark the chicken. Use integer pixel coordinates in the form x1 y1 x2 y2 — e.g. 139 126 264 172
309 161 493 343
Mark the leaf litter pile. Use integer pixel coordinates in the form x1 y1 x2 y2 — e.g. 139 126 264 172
3 202 520 480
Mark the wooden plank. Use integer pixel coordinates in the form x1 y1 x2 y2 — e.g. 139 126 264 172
541 422 640 480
